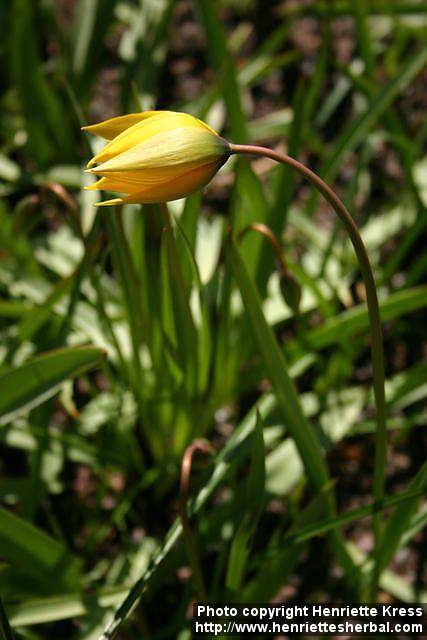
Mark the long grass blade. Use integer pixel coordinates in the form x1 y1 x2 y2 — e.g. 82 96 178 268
0 346 105 426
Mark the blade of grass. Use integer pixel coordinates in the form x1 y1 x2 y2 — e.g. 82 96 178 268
0 597 14 640
7 587 129 627
0 506 80 589
302 41 427 254
106 208 166 461
304 285 427 349
106 208 148 388
281 1 427 18
400 503 427 549
375 460 427 576
354 0 374 77
55 208 104 344
333 61 427 289
10 0 73 163
285 487 423 545
347 542 427 603
0 346 105 427
119 0 176 110
272 74 315 214
174 219 212 401
71 0 118 97
160 205 198 404
16 276 73 344
225 412 265 594
242 480 337 601
196 0 247 142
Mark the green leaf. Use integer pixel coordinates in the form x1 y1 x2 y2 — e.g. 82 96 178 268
229 241 328 490
226 412 265 593
0 597 14 640
0 346 105 426
347 542 427 603
232 162 270 280
285 486 423 545
306 286 427 349
118 0 175 110
0 506 80 589
71 0 118 97
354 0 375 77
281 1 427 17
15 276 73 344
105 210 148 402
196 0 248 142
376 460 427 575
271 27 329 235
242 481 336 601
174 219 212 398
10 0 73 163
160 207 198 402
8 588 128 627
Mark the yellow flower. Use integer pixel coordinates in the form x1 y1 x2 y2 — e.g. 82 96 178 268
83 111 230 206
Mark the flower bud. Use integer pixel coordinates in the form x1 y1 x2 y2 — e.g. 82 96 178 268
82 111 230 206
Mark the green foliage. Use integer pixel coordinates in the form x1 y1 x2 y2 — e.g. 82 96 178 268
0 347 105 426
0 0 426 638
225 412 265 594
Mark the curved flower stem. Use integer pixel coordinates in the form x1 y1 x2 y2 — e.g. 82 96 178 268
230 143 387 599
179 439 213 601
238 222 303 316
238 222 288 276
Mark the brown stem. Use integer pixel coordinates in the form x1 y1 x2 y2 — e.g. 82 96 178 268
230 143 387 599
42 182 83 241
179 439 213 600
238 222 288 276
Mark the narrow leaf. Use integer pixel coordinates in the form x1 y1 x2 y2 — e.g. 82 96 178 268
0 506 80 589
0 346 105 426
226 412 265 592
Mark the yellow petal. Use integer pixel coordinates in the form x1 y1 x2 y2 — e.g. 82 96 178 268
86 112 221 168
86 113 169 167
113 160 223 204
88 159 210 184
85 176 146 195
95 197 125 207
82 111 161 140
84 177 108 191
90 126 229 175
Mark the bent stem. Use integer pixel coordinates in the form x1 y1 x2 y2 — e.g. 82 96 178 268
238 222 288 276
179 439 213 601
237 222 302 315
230 143 387 600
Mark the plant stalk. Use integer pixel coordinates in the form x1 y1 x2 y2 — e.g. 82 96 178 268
179 439 213 601
230 143 387 599
238 222 288 276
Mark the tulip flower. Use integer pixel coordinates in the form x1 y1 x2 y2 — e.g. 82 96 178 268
83 111 230 206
